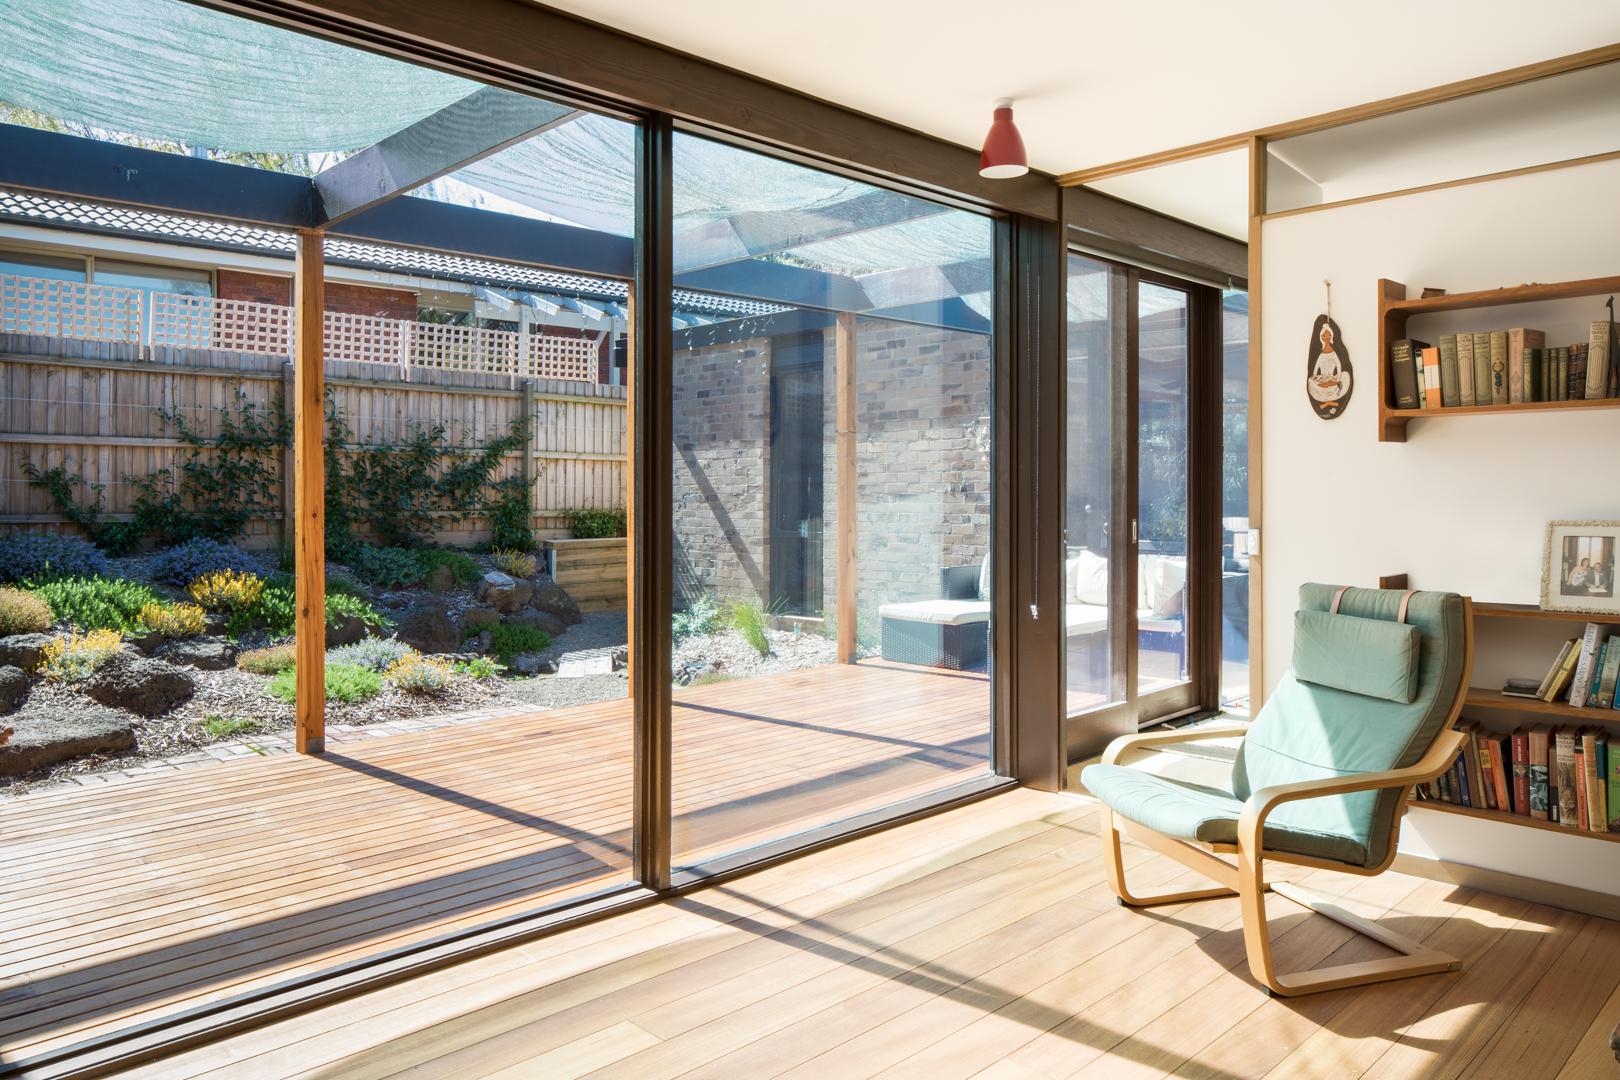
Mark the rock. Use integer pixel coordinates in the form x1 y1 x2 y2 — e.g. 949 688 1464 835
162 637 238 671
536 659 557 675
460 607 501 629
396 597 459 654
477 571 517 610
0 633 53 673
85 653 195 717
204 615 228 637
476 630 493 654
507 580 534 611
368 584 388 599
0 666 29 712
527 575 583 626
381 594 411 609
126 631 166 656
325 615 369 648
613 646 629 670
426 564 457 594
511 655 542 675
0 707 133 775
502 609 567 637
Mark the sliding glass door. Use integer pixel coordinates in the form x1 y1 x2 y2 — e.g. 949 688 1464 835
1065 252 1220 746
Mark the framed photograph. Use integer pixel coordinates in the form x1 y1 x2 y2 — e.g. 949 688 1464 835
1541 520 1620 613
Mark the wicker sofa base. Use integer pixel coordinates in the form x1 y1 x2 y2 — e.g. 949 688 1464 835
881 617 988 670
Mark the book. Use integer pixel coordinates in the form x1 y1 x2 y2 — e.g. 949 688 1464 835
1608 734 1620 832
1437 765 1452 803
1571 342 1588 400
1422 347 1443 409
1529 724 1552 820
1537 640 1577 697
1439 335 1461 407
1459 721 1486 810
1474 728 1498 810
1529 348 1544 403
1487 733 1513 814
1389 339 1425 410
1453 750 1471 807
1576 731 1589 829
1502 678 1544 699
1557 346 1569 401
1456 333 1475 406
1489 331 1509 404
1568 623 1605 708
1472 331 1493 408
1556 727 1580 827
1584 728 1608 830
1592 320 1615 400
1544 639 1583 702
1512 727 1532 817
1508 328 1545 403
1603 640 1620 709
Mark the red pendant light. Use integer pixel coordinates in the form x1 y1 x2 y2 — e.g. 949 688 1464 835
979 98 1028 179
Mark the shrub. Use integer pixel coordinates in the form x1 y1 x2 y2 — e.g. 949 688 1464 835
672 595 722 644
326 592 392 632
138 602 206 639
39 628 124 681
455 656 500 679
327 637 416 672
252 577 297 636
239 643 296 675
345 545 427 589
729 600 770 657
417 549 480 585
567 507 627 539
189 569 265 613
0 533 109 582
493 548 536 578
26 576 161 632
202 714 262 739
267 661 383 704
385 654 454 694
489 623 551 662
151 538 263 586
0 587 53 635
689 671 735 687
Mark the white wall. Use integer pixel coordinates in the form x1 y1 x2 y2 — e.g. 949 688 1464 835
1260 156 1620 892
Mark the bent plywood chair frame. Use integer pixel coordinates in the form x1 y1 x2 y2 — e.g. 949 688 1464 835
1098 597 1474 997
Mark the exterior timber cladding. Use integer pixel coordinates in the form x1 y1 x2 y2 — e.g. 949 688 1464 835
671 318 991 626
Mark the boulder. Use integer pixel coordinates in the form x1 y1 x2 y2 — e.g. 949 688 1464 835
0 633 53 673
0 665 29 712
503 609 567 637
396 597 459 654
325 615 369 648
162 637 238 671
460 607 501 629
126 631 166 656
475 630 493 654
85 654 195 717
511 654 543 675
527 575 583 626
426 564 457 594
0 707 133 776
477 571 534 614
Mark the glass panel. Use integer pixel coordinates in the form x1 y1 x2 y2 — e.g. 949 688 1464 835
1065 253 1119 713
1137 282 1189 695
670 132 994 867
0 250 86 282
1221 290 1251 711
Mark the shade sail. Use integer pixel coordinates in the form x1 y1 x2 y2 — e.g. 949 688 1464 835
0 0 478 153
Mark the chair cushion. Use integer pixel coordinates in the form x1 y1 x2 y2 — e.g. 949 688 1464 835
1065 603 1107 636
878 600 990 626
1081 764 1368 865
1067 550 1107 606
978 556 991 601
1293 608 1420 703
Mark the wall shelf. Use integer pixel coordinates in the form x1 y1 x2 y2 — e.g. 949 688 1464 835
1407 796 1620 843
1376 276 1620 442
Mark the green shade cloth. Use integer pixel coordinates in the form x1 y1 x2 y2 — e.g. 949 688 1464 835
1082 584 1466 869
1292 608 1421 703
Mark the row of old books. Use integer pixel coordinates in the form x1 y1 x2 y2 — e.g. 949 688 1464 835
1413 721 1619 831
1501 621 1620 708
1389 320 1617 409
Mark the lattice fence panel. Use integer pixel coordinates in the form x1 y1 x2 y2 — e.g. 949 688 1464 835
409 323 521 375
324 311 405 366
1 276 142 342
524 332 600 382
150 294 293 355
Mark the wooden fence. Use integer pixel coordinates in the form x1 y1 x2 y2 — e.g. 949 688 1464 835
0 332 626 548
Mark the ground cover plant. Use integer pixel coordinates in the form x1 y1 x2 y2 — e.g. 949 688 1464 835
0 534 109 582
488 623 551 663
26 577 164 633
0 588 53 636
151 538 263 587
416 549 480 585
39 629 123 681
345 545 426 589
201 714 262 739
189 570 265 614
327 638 416 672
672 595 721 644
267 661 383 704
138 602 205 639
566 507 627 539
729 600 771 657
492 548 536 578
385 654 454 694
238 643 296 675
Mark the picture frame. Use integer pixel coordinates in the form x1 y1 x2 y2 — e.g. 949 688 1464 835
1540 520 1620 614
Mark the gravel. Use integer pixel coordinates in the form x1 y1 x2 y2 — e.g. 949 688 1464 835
502 671 628 710
673 625 838 680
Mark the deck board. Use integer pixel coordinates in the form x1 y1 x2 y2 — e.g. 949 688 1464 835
0 660 990 1062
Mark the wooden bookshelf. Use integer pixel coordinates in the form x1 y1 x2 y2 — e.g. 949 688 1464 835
1463 686 1620 721
1473 601 1620 625
1406 796 1620 844
1377 275 1620 442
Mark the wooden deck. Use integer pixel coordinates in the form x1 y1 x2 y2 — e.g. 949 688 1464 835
0 661 989 1067
108 786 1620 1080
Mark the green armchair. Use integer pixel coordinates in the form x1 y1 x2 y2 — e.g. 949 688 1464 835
1080 584 1474 997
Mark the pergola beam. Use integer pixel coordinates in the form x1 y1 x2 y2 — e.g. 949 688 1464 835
313 87 581 225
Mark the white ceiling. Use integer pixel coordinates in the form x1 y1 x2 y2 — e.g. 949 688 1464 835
539 0 1620 230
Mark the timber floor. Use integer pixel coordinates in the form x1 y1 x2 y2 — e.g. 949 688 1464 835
110 786 1620 1080
0 660 990 1068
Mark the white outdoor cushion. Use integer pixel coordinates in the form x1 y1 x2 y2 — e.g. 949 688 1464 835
879 600 991 626
1065 603 1108 636
1139 607 1182 634
1152 556 1186 619
978 556 991 601
1074 549 1107 606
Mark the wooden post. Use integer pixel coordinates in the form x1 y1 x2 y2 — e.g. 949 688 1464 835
522 378 535 536
294 231 326 756
836 312 857 664
624 283 636 693
281 361 296 553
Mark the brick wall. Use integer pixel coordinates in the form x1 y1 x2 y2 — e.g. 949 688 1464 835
217 270 290 306
670 319 991 630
